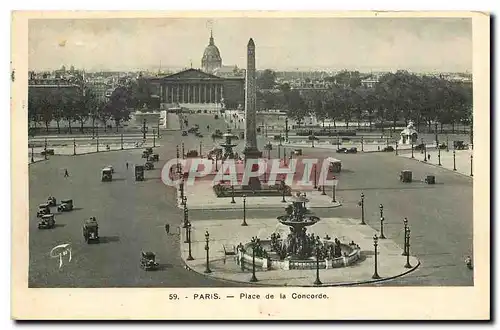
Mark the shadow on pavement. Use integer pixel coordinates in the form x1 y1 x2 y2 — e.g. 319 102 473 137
98 236 120 244
54 224 66 228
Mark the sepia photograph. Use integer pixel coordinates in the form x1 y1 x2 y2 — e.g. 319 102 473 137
11 11 490 320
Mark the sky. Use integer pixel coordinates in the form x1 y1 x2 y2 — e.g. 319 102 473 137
28 17 472 72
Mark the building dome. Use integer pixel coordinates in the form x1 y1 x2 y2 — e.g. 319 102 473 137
201 30 222 73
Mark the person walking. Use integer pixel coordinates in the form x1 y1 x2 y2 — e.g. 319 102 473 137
64 169 69 178
126 162 129 170
165 224 170 234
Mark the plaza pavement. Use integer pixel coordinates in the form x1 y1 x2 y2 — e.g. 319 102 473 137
27 113 474 287
180 217 419 286
398 148 474 177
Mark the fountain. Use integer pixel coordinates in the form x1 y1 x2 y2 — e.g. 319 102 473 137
237 194 362 271
399 121 418 145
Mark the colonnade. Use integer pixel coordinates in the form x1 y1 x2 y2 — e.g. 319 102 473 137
161 83 223 104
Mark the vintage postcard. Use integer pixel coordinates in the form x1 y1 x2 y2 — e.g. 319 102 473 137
11 11 490 320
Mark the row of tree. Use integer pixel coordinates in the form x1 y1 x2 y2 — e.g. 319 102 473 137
256 70 473 133
27 79 153 134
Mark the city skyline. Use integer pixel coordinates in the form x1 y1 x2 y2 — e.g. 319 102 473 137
29 17 472 73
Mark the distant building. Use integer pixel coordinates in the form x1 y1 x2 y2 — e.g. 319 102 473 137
361 77 379 88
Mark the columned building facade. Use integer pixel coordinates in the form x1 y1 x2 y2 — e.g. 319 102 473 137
148 68 244 110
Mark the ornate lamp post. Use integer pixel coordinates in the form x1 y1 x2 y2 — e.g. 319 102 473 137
411 140 414 159
395 141 398 155
424 143 427 162
379 216 386 239
153 129 156 148
404 228 412 268
204 231 212 273
184 218 190 243
402 217 409 256
359 192 366 225
182 142 185 159
120 133 124 150
281 180 286 203
446 134 449 152
242 195 248 226
30 144 34 163
141 118 148 140
372 235 381 279
199 141 202 157
331 183 336 203
73 138 76 156
313 243 322 286
285 117 289 143
182 197 188 228
379 204 384 219
453 150 457 171
180 179 185 202
231 185 236 204
186 222 194 261
337 136 340 150
438 146 442 166
470 154 473 177
283 148 287 165
321 177 326 195
250 237 258 282
435 121 439 147
176 145 181 174
96 134 99 152
361 136 364 152
313 163 318 189
44 138 48 160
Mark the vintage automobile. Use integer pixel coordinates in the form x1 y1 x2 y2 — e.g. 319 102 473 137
47 196 57 207
293 149 303 156
135 165 145 181
37 203 51 217
326 157 342 173
346 147 358 154
140 251 159 271
336 147 347 153
83 218 99 243
106 165 114 173
453 140 467 150
101 167 113 182
214 114 219 119
38 214 55 229
186 150 199 158
41 149 55 156
144 161 154 170
148 153 159 162
182 131 188 136
57 199 74 212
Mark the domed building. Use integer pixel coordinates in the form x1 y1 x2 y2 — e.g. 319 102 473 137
201 30 222 73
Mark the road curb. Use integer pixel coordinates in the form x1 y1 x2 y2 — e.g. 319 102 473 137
400 153 473 179
176 202 343 211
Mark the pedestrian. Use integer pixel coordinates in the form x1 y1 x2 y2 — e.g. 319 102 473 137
64 169 69 177
165 223 170 234
126 162 129 170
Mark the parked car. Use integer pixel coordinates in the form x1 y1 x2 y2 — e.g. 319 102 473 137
57 199 73 212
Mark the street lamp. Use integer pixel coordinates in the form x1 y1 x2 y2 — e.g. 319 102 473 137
73 138 76 156
96 134 99 152
372 235 381 279
120 133 124 150
250 237 258 282
331 183 336 203
358 193 366 225
30 144 34 163
199 141 202 157
204 231 212 273
453 150 457 171
182 143 185 159
404 228 412 268
313 243 322 285
470 154 473 177
281 180 286 203
379 204 384 219
321 178 326 196
182 198 188 228
285 117 289 143
231 185 236 204
242 195 248 226
435 121 439 147
44 138 48 160
402 217 409 256
361 136 364 152
411 140 414 158
379 217 386 239
313 163 318 189
186 222 194 261
153 129 156 148
424 143 427 162
438 146 442 166
180 179 185 202
446 135 449 152
184 218 190 243
395 141 398 155
142 118 147 140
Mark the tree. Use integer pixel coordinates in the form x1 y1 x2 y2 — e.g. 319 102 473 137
40 96 53 133
28 92 39 131
286 90 308 126
257 69 276 90
332 70 362 89
107 87 131 132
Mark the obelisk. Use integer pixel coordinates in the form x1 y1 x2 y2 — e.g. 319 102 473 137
243 38 262 159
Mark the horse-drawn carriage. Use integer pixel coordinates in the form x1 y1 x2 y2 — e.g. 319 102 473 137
101 167 113 182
